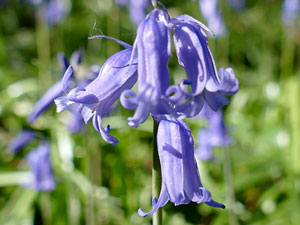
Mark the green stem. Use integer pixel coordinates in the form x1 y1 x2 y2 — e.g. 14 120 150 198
35 6 52 90
223 147 239 225
288 80 300 175
152 118 162 225
280 31 295 80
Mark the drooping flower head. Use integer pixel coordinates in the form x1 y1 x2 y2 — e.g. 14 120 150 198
121 9 174 128
168 15 238 117
8 130 36 153
25 142 56 191
282 0 300 26
198 0 226 37
138 116 224 217
55 40 138 145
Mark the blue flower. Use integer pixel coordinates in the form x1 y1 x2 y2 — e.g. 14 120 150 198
208 110 232 147
121 9 174 128
26 49 90 135
55 45 138 145
195 129 214 161
282 0 300 26
168 15 238 117
31 0 70 25
27 81 65 124
195 104 232 161
8 130 36 153
25 142 56 191
198 0 226 37
8 131 57 192
27 50 82 124
138 116 225 217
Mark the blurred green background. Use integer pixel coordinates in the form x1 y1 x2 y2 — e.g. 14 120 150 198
1 0 300 224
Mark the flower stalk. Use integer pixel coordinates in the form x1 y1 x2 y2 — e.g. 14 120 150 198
35 5 52 90
152 118 162 225
223 147 239 225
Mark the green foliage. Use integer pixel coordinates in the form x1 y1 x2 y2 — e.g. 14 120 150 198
1 0 300 224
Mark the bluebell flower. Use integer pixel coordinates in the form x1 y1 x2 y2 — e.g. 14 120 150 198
282 0 300 26
195 104 232 161
25 142 56 191
8 130 36 153
198 0 226 37
27 50 81 124
208 110 232 146
169 15 238 117
27 81 65 124
138 117 224 217
30 0 70 25
8 131 57 191
121 9 174 128
115 0 149 25
45 0 70 25
55 45 138 145
195 129 214 161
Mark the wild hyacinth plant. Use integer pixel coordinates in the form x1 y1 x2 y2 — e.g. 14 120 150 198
54 1 239 223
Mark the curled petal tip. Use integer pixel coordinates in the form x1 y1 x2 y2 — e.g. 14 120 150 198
137 208 148 217
205 200 225 209
62 65 74 94
54 97 69 113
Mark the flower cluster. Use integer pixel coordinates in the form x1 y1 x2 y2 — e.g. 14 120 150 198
54 3 238 216
7 50 97 192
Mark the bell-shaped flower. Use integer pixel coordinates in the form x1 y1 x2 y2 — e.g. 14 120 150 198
25 142 56 191
169 16 238 117
55 47 137 145
121 9 174 128
198 0 226 37
8 130 36 153
138 116 224 217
